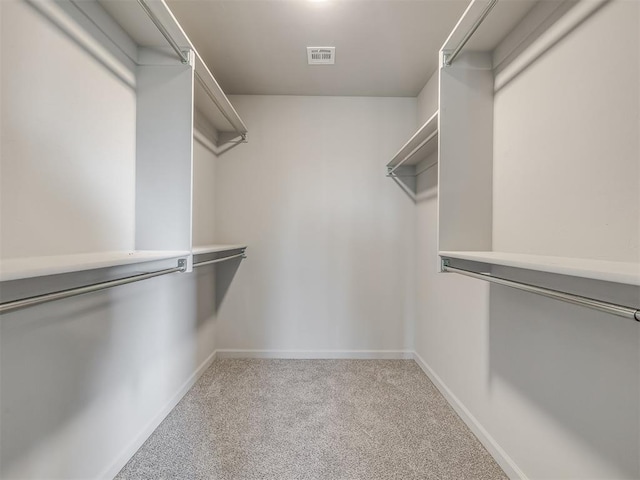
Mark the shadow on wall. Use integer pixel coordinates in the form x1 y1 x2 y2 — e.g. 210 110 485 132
415 164 437 204
0 255 249 477
0 268 199 478
389 166 418 203
488 272 640 478
214 259 243 312
415 162 640 478
194 266 216 319
394 156 438 204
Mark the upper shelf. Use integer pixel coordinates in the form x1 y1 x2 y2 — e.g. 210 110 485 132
193 53 247 144
95 0 247 143
440 0 608 75
387 111 438 175
439 251 640 286
0 250 190 282
441 0 537 60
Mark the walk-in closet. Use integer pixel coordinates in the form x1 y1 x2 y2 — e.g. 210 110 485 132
1 0 638 478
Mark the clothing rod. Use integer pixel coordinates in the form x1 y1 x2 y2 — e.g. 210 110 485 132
388 129 438 176
195 72 247 137
194 129 246 156
0 260 186 315
444 0 498 66
137 0 189 64
193 252 246 268
442 263 640 322
387 160 438 178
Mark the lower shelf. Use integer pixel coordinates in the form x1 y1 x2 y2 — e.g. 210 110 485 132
0 250 190 282
192 244 247 255
439 251 640 286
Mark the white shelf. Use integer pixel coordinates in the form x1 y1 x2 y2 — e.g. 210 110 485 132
441 0 537 58
439 251 640 286
0 251 190 282
192 245 247 256
98 0 247 145
387 111 438 171
193 53 248 145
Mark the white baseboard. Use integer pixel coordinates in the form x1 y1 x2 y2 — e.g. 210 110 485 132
215 349 414 360
412 352 527 480
99 350 218 480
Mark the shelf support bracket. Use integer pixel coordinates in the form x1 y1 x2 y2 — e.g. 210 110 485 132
441 258 450 272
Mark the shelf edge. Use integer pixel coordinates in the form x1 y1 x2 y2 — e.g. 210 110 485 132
191 245 247 255
387 110 438 169
439 251 640 286
0 250 191 282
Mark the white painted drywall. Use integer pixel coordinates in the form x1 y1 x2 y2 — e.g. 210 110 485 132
416 70 438 125
493 0 639 262
192 136 218 247
134 61 194 253
213 95 417 353
415 2 640 478
0 0 136 259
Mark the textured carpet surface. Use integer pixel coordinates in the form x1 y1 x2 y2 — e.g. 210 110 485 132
116 359 506 480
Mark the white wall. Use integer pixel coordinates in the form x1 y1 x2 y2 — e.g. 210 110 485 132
415 2 640 478
214 95 417 354
192 136 218 247
0 0 136 258
493 0 639 262
416 70 438 125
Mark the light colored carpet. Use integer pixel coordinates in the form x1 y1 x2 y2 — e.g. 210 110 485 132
116 359 506 480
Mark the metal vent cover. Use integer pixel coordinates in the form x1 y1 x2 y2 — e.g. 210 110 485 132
307 47 335 65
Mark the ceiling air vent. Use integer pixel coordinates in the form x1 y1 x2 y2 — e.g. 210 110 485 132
307 47 335 65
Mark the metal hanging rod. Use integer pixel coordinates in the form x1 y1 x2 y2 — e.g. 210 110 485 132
194 252 246 268
388 129 438 176
0 260 187 315
136 1 247 136
387 160 438 178
136 2 247 137
195 72 247 138
442 262 640 322
193 129 246 157
137 0 189 64
444 0 498 67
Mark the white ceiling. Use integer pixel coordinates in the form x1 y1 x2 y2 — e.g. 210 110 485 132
166 0 470 97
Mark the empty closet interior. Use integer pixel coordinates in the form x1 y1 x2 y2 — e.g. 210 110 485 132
1 0 638 478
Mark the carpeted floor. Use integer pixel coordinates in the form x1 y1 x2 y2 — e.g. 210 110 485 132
116 359 506 480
